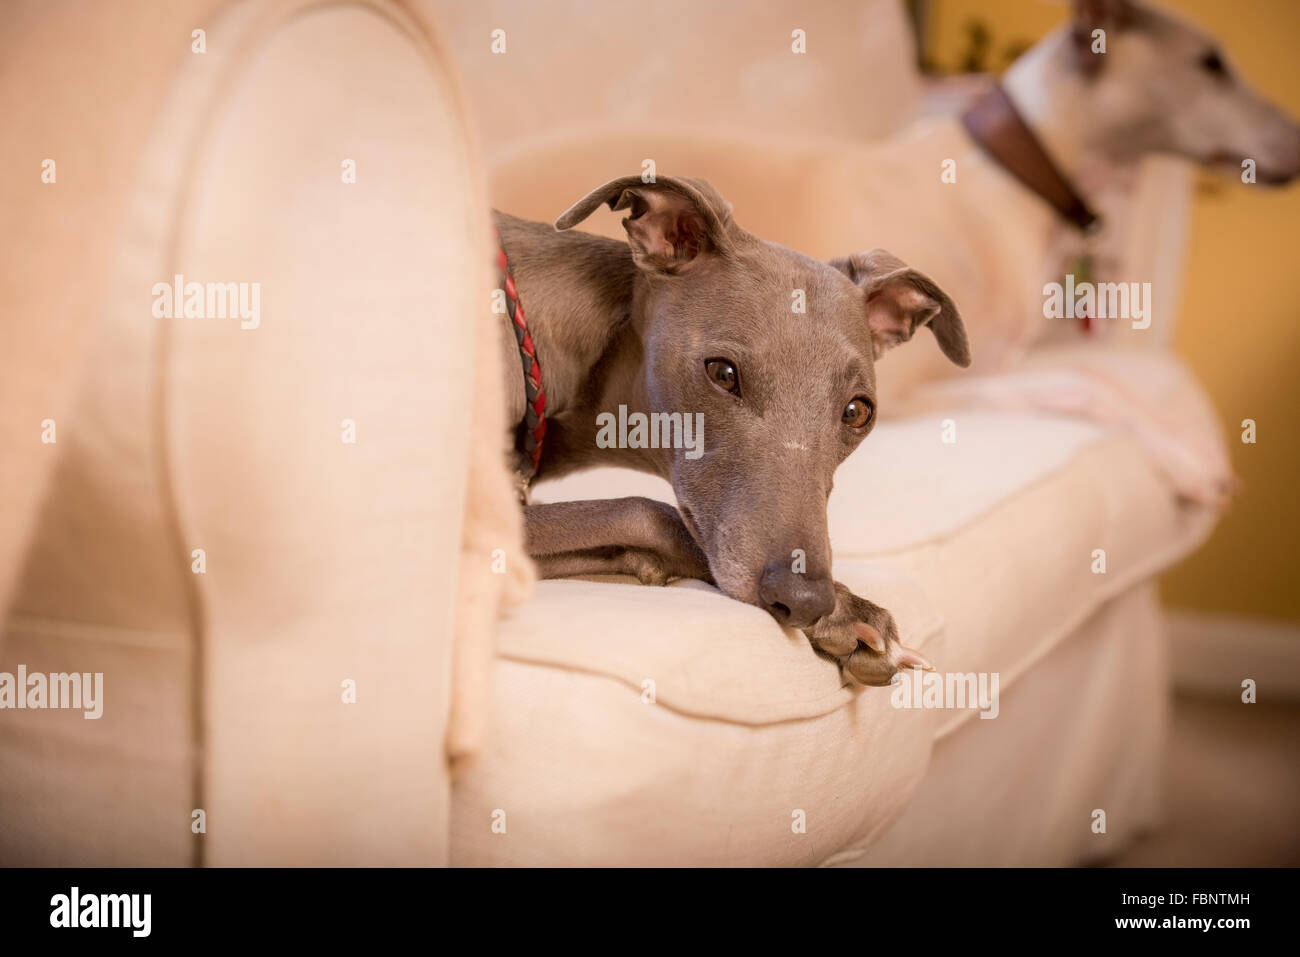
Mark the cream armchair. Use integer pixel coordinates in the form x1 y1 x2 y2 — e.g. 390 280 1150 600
0 0 522 865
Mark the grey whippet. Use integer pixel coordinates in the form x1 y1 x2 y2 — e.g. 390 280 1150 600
495 177 969 685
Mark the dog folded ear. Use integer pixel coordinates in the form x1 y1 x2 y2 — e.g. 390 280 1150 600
1070 0 1136 74
555 175 734 274
830 249 971 368
1073 0 1135 29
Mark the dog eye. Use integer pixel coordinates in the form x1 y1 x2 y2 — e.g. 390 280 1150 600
704 358 740 396
1199 50 1227 77
842 396 874 429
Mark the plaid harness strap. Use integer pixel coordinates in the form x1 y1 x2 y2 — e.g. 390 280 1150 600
496 230 547 486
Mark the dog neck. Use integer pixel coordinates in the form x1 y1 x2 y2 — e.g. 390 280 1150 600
1000 26 1142 207
962 84 1100 232
493 212 665 479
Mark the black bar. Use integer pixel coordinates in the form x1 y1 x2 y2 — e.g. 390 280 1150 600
0 866 1284 944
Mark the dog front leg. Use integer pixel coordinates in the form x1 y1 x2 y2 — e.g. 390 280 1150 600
525 497 712 586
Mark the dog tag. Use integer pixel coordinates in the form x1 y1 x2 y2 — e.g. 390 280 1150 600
1068 252 1095 333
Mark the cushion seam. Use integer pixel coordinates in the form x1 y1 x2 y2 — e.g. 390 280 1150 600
493 613 943 727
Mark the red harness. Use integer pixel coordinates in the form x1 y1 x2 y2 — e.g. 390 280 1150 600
497 230 547 481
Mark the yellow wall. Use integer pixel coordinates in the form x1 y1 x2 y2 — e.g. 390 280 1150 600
927 0 1300 621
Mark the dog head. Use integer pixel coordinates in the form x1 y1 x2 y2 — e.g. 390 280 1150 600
556 175 968 627
1039 0 1300 183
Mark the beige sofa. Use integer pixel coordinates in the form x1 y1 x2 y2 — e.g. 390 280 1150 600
1 0 1223 866
441 0 1222 865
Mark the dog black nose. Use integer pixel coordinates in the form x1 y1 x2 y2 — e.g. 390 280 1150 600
758 563 836 629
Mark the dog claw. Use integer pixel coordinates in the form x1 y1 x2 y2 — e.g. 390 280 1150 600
853 621 887 653
895 645 935 672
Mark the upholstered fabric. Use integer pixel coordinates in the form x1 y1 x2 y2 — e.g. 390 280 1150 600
429 0 922 161
843 582 1169 867
452 580 945 867
0 0 518 865
0 0 206 633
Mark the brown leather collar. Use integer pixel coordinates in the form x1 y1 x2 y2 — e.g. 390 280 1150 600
961 83 1100 233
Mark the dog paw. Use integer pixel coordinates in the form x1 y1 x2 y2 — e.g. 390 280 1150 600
803 583 934 687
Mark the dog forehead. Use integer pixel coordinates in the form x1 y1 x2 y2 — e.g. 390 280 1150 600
727 240 865 315
1116 2 1210 54
678 252 866 356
